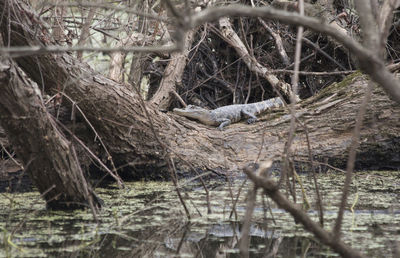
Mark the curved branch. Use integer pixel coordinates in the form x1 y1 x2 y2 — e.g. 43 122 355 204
243 164 365 258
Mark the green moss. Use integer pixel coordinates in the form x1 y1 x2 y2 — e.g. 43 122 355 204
302 71 363 106
1 171 399 257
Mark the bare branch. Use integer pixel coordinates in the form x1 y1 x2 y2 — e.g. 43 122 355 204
76 7 97 60
0 45 179 56
258 18 290 66
378 0 400 56
190 5 368 59
189 5 400 102
302 37 347 71
353 0 379 50
2 2 399 102
243 165 365 258
270 69 356 75
218 17 293 98
290 0 304 99
43 1 169 23
333 82 373 238
108 31 167 82
150 29 196 109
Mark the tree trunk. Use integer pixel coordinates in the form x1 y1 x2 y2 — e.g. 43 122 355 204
0 0 399 183
0 60 102 210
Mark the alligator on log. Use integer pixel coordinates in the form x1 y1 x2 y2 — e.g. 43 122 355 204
170 73 400 172
173 97 284 130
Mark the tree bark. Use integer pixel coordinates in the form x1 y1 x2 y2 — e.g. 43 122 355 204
0 60 102 210
0 0 399 181
150 29 196 109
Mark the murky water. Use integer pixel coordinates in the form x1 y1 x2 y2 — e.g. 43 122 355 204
0 171 399 257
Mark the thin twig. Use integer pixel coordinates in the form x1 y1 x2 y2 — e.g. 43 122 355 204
58 92 123 188
302 37 347 71
229 178 247 220
55 120 123 187
269 69 356 75
0 143 23 169
257 18 290 66
239 186 257 258
282 0 303 193
333 82 373 238
131 80 192 220
304 125 324 226
169 157 191 220
0 44 179 57
243 165 365 258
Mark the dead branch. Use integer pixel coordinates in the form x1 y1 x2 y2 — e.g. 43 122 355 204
77 7 97 60
243 163 365 258
333 81 373 238
218 17 294 99
108 32 160 82
150 29 196 109
2 3 399 102
257 18 290 66
190 5 400 103
378 0 400 55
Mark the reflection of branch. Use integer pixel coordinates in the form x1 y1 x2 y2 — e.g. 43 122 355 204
239 185 257 258
243 164 365 258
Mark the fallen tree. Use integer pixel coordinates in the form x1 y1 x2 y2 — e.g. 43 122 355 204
0 0 399 178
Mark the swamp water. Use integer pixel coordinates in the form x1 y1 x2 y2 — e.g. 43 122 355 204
0 171 399 257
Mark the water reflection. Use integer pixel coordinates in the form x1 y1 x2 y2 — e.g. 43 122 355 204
85 221 332 258
0 171 399 257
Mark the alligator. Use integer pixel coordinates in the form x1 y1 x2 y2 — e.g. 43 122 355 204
173 97 284 130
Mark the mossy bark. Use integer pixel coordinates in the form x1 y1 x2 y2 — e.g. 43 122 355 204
0 60 102 209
